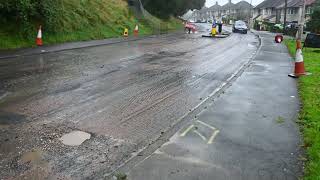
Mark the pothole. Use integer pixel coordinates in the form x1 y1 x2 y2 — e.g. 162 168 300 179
21 149 43 165
59 131 91 146
247 64 266 72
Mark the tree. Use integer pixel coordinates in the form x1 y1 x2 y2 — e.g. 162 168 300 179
140 0 205 19
308 0 320 33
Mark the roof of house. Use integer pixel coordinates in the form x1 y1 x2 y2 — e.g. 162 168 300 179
235 1 253 9
208 3 221 11
306 0 316 5
263 14 276 20
254 0 282 9
255 0 315 9
221 2 236 10
199 7 209 13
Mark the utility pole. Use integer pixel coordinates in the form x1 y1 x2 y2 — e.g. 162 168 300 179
297 0 306 40
283 0 287 34
229 0 231 23
249 0 253 28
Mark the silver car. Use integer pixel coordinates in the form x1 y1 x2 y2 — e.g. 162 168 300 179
232 20 248 34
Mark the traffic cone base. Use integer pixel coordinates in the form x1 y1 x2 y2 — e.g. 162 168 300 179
294 62 306 76
36 38 43 46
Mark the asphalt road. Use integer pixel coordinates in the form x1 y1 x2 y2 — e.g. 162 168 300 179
0 24 259 179
127 31 302 180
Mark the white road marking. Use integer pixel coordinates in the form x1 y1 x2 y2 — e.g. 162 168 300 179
196 120 216 130
207 130 220 144
193 130 207 141
180 121 220 144
180 125 195 137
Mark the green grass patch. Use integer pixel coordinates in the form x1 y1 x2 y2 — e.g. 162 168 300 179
0 0 182 49
276 116 285 124
285 39 320 179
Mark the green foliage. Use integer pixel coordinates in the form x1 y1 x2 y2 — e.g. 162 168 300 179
307 0 320 33
285 39 320 180
141 0 205 19
0 0 183 49
0 0 60 36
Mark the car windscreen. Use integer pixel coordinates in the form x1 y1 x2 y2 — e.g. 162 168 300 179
235 22 246 26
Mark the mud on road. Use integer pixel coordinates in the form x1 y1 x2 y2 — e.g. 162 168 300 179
0 25 259 179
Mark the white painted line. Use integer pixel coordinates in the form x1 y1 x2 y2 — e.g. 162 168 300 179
0 92 9 100
180 125 195 137
207 130 220 144
196 120 216 130
193 130 207 141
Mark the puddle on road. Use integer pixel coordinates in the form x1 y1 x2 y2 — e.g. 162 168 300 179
21 149 43 165
59 131 91 146
0 111 26 125
247 64 267 72
0 124 10 129
20 149 50 179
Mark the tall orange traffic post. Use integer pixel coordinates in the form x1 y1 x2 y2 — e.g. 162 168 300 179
288 40 309 78
36 25 43 46
134 25 139 36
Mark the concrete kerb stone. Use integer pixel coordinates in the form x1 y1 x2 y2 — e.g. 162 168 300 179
0 32 183 60
0 36 151 60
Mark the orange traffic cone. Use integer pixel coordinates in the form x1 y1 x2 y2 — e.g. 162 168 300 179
134 25 139 36
288 40 309 78
36 25 43 46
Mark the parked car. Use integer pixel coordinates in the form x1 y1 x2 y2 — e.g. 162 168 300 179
232 20 248 34
274 24 284 30
304 33 320 48
185 22 196 33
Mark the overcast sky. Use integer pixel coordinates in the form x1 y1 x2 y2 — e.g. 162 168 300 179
205 0 265 7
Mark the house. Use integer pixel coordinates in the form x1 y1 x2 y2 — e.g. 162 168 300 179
208 2 222 20
190 0 253 23
252 0 315 27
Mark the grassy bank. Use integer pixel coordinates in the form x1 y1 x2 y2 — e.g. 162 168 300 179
285 39 320 179
0 0 182 49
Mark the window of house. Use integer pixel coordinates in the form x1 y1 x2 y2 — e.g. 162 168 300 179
287 8 298 15
306 6 313 14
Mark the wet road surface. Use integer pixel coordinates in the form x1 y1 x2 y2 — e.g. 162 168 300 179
127 31 303 180
0 24 259 179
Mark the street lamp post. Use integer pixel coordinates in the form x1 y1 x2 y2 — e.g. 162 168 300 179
283 0 287 34
297 0 306 41
249 0 253 28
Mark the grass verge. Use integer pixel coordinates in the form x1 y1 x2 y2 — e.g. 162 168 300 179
285 39 320 179
0 0 183 49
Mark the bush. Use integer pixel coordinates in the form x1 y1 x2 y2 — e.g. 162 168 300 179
0 0 60 36
307 0 320 33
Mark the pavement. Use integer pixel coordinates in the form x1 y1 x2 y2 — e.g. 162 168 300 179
124 31 303 180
